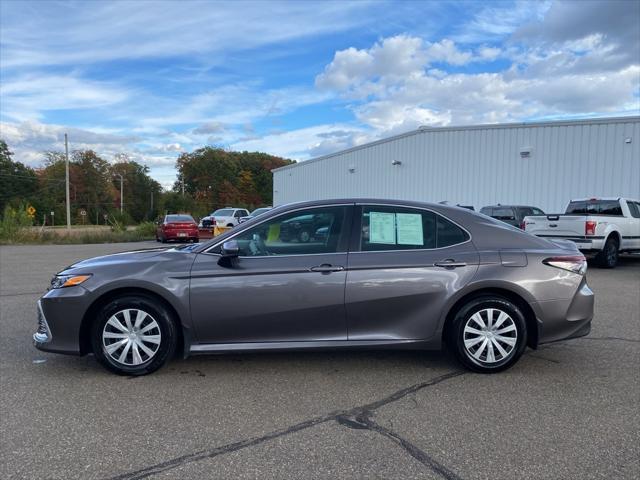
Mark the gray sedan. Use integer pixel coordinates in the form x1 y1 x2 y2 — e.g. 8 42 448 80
34 199 594 375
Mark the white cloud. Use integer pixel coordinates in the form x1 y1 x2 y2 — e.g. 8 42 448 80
0 74 131 121
0 1 373 69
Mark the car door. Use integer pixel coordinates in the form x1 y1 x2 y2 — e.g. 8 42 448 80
624 200 640 249
345 204 479 341
189 204 353 344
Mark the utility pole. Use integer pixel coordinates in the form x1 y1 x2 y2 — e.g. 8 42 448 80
65 134 71 230
115 174 124 214
181 176 185 197
150 190 154 217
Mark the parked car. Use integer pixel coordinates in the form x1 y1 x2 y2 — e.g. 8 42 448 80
239 207 272 224
155 214 198 243
524 197 640 268
35 199 594 376
279 212 333 242
480 205 545 229
199 208 250 228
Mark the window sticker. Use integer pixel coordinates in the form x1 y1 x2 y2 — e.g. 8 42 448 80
396 213 424 245
369 212 396 244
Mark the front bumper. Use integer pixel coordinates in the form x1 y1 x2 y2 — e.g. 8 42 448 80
536 279 594 344
33 286 90 355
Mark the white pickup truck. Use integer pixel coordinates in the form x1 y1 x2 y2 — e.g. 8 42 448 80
524 197 640 268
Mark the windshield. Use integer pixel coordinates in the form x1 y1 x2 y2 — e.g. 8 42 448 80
212 209 234 216
166 214 194 222
250 208 271 217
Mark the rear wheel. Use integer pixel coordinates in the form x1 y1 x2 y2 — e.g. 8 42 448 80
91 295 178 375
596 237 618 268
448 296 527 373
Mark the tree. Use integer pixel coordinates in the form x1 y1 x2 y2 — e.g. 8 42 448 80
174 146 293 215
110 160 162 222
0 140 39 217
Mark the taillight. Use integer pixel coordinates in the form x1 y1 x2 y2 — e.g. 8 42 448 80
585 220 596 236
543 255 587 275
520 221 526 230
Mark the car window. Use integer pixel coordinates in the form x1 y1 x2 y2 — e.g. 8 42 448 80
234 210 243 218
479 207 492 215
231 206 347 256
492 207 515 220
566 200 622 216
627 201 640 218
360 206 467 251
212 209 233 216
166 214 194 222
436 215 470 247
532 208 545 215
519 207 533 218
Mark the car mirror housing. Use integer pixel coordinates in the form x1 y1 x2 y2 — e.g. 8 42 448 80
222 240 239 257
218 240 239 268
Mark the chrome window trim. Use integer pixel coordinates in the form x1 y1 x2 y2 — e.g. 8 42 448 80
354 202 473 253
202 203 354 256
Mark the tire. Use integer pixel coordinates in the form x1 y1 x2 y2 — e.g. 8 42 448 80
298 229 311 243
161 236 167 243
448 296 527 374
91 295 178 376
595 237 618 268
227 223 234 228
155 235 160 242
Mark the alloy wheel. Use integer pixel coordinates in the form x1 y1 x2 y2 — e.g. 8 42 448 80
102 309 161 366
463 308 517 364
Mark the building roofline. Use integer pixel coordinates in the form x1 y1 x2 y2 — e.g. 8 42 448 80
272 115 640 173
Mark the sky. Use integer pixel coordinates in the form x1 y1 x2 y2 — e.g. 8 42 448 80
1 0 639 189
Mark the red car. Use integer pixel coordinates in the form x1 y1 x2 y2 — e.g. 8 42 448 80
156 214 199 243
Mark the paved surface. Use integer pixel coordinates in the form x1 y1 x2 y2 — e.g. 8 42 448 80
0 243 638 480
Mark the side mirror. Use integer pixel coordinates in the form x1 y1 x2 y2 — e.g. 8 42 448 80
218 240 239 268
221 240 239 257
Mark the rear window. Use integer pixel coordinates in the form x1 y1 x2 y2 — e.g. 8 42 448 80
166 215 194 222
492 207 515 220
565 200 623 216
532 208 545 215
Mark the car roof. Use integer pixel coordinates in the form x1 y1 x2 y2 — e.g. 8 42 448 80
481 205 539 208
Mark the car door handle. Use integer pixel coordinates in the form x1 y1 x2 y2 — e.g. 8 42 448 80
434 259 467 268
310 264 344 273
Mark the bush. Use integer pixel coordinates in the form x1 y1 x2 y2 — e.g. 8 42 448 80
0 205 34 242
136 221 157 237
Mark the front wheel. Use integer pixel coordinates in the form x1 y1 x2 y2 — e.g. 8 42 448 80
91 295 178 375
448 296 527 373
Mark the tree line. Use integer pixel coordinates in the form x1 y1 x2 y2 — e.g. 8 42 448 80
0 140 293 224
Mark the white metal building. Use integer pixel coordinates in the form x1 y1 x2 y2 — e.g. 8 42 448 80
272 116 640 213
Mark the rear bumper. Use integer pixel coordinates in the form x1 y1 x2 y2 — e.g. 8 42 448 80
535 280 594 344
163 231 199 240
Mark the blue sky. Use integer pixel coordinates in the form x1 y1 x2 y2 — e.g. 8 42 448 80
1 0 639 188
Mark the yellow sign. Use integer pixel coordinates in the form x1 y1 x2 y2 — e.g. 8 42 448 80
27 206 36 216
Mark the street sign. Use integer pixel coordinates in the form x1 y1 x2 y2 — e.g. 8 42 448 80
27 206 36 216
80 210 87 216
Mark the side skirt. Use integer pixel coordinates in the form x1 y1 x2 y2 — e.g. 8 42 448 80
189 338 439 355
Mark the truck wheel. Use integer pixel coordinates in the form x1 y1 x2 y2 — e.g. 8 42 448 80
596 237 618 268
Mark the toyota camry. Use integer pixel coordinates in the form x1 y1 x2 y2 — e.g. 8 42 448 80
34 199 594 375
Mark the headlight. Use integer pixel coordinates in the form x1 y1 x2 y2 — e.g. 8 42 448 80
50 274 92 289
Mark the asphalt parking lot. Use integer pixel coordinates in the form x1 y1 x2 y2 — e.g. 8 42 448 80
0 242 638 480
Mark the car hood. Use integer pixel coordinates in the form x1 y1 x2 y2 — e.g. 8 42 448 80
61 246 195 273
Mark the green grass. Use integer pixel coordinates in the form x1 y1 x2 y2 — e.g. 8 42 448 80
0 225 156 245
